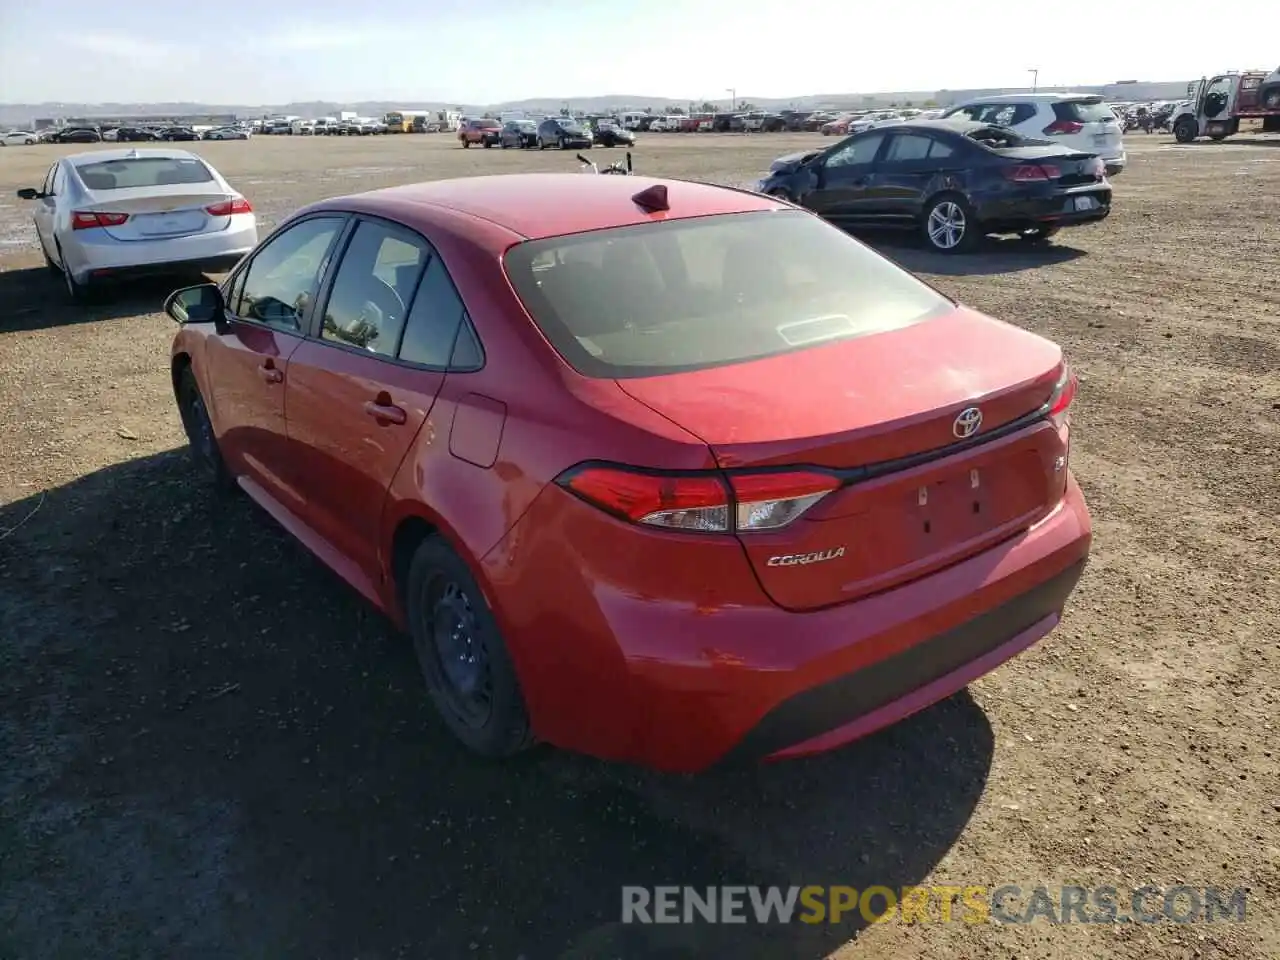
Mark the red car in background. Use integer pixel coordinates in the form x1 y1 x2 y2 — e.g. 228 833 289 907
458 117 501 147
821 114 855 136
165 174 1091 773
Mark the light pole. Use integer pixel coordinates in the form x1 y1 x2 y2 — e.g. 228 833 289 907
726 87 736 111
1028 69 1039 93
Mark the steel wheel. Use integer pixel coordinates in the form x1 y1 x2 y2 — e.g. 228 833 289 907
419 576 493 730
927 201 966 250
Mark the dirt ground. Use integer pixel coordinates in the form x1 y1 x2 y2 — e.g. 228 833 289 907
1 131 1278 960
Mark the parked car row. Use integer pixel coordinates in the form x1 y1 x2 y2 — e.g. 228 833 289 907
459 117 636 150
10 124 252 145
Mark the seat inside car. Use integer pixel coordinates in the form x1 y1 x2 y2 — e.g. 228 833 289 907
79 171 117 190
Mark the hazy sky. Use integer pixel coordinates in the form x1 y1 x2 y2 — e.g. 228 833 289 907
1 0 1274 104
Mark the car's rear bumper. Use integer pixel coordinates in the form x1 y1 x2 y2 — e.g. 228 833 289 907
482 474 1092 773
978 186 1112 231
64 219 258 284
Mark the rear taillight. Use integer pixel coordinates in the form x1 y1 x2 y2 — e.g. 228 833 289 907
71 211 129 230
1043 120 1084 135
556 464 841 533
1003 164 1060 182
1046 364 1078 429
205 197 252 216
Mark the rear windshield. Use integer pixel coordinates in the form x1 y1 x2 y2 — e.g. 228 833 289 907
1054 99 1114 123
74 156 214 190
503 210 952 378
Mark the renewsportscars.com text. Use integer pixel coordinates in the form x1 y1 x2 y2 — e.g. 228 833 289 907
621 885 1248 925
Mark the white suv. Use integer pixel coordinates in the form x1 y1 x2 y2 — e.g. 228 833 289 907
942 93 1127 176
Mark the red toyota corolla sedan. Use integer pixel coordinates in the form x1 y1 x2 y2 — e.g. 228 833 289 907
166 173 1091 773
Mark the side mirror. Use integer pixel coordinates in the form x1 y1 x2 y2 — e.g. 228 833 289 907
165 282 226 329
16 188 39 200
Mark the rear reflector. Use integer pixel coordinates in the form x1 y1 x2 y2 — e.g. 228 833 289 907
1043 120 1084 135
71 210 129 230
205 197 253 216
1003 164 1061 182
556 464 841 533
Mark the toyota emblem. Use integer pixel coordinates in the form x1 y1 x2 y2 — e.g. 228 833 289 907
953 407 983 439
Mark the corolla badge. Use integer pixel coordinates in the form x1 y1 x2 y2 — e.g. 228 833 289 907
953 406 983 439
766 547 846 567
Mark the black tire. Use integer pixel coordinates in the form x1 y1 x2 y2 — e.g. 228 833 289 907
1174 117 1198 144
1020 225 1060 244
404 537 534 758
483 139 492 148
920 193 978 254
176 366 234 492
41 239 59 275
56 244 95 303
462 139 470 148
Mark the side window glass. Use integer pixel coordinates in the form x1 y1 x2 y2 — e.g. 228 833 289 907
238 217 344 331
42 164 57 195
225 270 246 315
883 134 933 162
398 256 465 367
320 221 428 356
449 314 483 370
928 139 954 159
826 133 884 167
1013 103 1038 125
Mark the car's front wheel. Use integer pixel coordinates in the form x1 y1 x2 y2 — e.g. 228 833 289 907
921 194 978 254
404 537 534 758
176 366 234 491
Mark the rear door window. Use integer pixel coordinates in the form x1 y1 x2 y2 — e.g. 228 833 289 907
882 133 935 162
397 256 466 368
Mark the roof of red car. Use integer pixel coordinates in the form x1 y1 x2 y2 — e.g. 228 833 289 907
351 173 786 242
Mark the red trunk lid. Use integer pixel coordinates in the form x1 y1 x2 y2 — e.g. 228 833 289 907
616 307 1071 610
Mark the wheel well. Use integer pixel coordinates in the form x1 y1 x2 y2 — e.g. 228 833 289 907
390 515 439 606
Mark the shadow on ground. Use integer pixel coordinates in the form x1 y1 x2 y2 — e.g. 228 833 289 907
0 266 212 332
0 450 995 959
867 233 1087 277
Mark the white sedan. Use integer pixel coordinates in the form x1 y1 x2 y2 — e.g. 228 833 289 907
1 130 38 146
15 147 258 301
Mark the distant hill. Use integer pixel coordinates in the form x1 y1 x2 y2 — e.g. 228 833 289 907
0 80 1192 126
